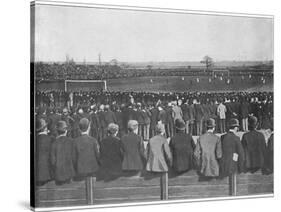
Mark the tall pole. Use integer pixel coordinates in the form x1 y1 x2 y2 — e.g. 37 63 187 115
98 53 101 66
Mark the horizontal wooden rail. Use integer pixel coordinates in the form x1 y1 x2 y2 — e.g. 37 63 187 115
35 171 273 208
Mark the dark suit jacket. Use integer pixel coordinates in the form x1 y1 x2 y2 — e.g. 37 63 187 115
51 136 75 182
36 134 53 183
220 131 244 177
169 132 195 172
241 130 266 171
195 104 204 121
121 132 145 170
73 134 100 177
99 135 123 173
240 102 250 119
150 107 159 127
104 110 117 126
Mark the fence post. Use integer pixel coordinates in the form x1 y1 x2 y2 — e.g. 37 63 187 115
85 177 95 205
229 173 237 196
160 172 168 200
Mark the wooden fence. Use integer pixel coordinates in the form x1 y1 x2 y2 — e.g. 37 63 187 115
35 170 273 208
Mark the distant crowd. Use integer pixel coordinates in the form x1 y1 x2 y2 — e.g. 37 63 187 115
34 62 272 81
36 90 273 139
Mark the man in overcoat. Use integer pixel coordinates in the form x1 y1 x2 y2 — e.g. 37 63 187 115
50 120 75 185
72 118 100 180
121 120 146 174
99 123 123 177
194 118 222 177
241 116 266 172
146 123 172 173
36 118 53 186
169 119 195 173
150 104 159 138
220 118 244 178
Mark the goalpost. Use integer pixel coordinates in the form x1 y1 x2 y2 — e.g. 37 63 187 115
64 80 107 92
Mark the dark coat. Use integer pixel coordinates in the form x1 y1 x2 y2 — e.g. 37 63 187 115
90 112 100 139
99 135 123 173
104 110 117 126
195 104 204 121
241 130 266 171
150 107 159 127
121 132 145 170
47 113 61 136
36 133 53 183
73 134 100 177
169 132 195 172
240 102 250 119
51 136 75 182
220 131 244 177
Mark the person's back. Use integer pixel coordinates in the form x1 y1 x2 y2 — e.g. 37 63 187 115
242 129 266 170
51 136 75 184
146 124 172 172
197 132 221 176
121 130 145 171
169 128 195 172
73 134 100 178
220 118 244 178
36 119 54 185
99 124 123 173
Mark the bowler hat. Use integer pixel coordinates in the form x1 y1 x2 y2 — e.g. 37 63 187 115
206 118 216 128
107 123 119 135
175 119 185 130
36 118 47 132
229 118 239 127
128 120 138 131
56 121 68 132
248 116 258 128
79 118 90 132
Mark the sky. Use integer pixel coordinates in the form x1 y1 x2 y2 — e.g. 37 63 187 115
33 4 273 62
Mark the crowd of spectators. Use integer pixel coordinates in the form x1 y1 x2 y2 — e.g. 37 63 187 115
35 90 274 187
35 90 273 138
34 62 273 81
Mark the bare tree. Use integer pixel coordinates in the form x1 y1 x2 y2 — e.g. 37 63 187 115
200 55 214 71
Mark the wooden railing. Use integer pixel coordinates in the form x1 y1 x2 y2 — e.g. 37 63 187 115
35 170 273 208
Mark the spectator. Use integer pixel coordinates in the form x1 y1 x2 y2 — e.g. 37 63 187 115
194 118 222 177
72 118 100 180
121 120 146 175
241 116 266 173
217 99 227 133
36 118 53 186
99 123 123 177
146 123 172 173
169 119 195 173
50 121 75 185
220 118 244 178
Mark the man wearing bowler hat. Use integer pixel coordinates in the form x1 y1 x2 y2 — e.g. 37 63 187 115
169 119 195 173
241 116 266 172
72 118 100 180
50 120 75 185
36 118 53 186
194 118 222 177
220 118 244 178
